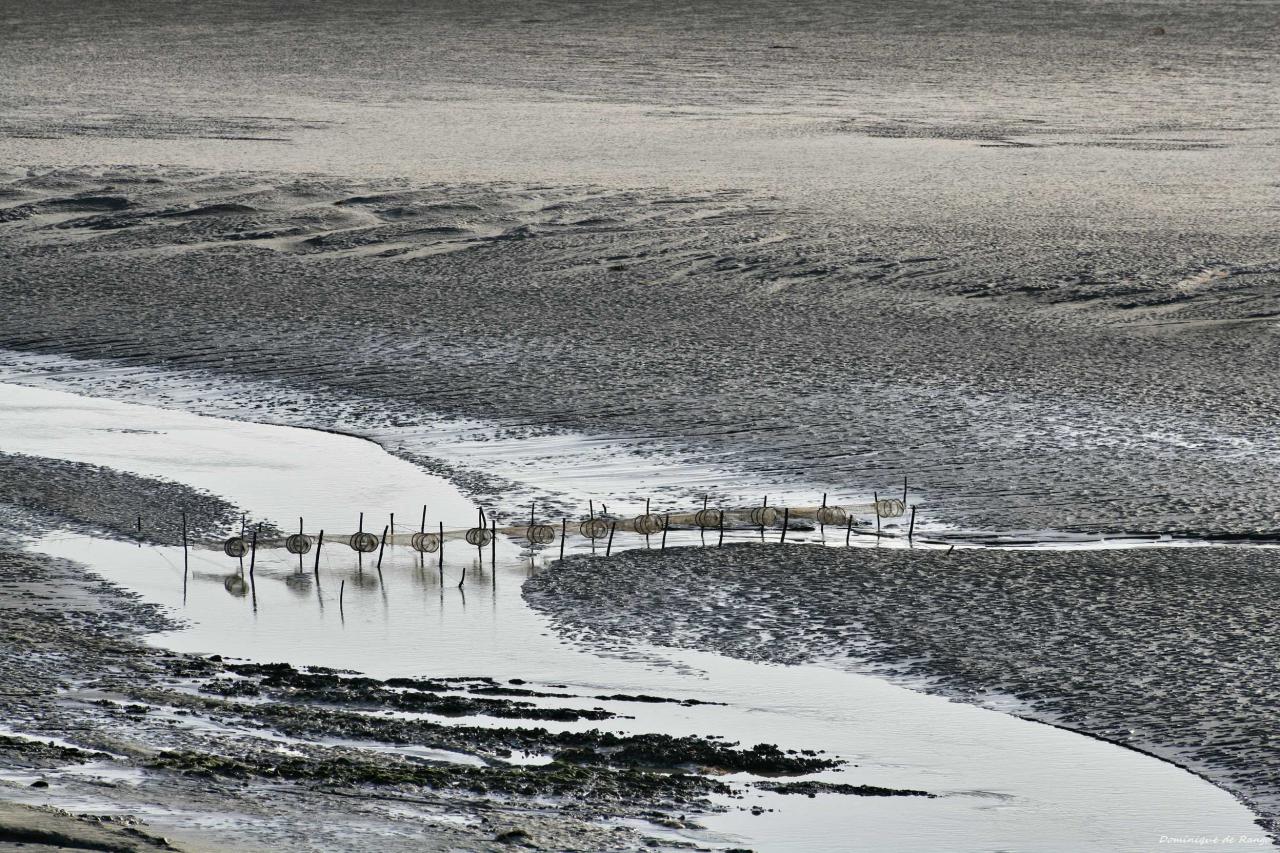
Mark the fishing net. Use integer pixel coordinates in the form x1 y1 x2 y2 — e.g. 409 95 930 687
632 514 663 535
223 536 247 558
285 533 313 555
875 498 906 518
526 524 557 545
748 506 779 527
348 532 379 553
465 527 494 547
815 506 848 526
579 518 610 540
693 508 722 529
411 532 441 553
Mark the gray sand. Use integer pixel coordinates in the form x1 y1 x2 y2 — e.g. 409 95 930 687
2 166 1279 539
1 0 1279 537
525 544 1280 835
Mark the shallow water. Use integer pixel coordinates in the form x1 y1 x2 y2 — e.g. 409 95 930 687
0 381 1266 852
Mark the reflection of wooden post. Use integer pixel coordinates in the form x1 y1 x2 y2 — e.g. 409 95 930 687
780 507 789 543
314 530 325 580
248 526 259 594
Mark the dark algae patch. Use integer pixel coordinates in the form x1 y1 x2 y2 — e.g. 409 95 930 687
755 780 934 798
147 748 730 804
200 661 616 722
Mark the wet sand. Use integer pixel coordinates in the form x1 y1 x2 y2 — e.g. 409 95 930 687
0 0 1278 538
525 544 1280 838
2 165 1279 539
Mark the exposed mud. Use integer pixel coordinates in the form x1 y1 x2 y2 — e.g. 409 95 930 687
525 544 1280 837
0 452 266 546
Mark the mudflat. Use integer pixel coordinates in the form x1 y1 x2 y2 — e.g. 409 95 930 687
526 543 1280 834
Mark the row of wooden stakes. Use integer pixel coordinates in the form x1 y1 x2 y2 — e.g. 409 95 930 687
200 490 917 568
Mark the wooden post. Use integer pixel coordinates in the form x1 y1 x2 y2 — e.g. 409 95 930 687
902 475 908 504
358 512 364 535
491 520 497 566
390 513 395 537
780 507 789 543
421 505 427 534
661 514 669 550
718 509 724 547
339 579 345 616
819 492 827 536
181 511 188 571
376 524 389 570
314 530 325 580
559 518 566 560
845 515 852 547
908 505 917 542
606 521 617 556
438 521 445 572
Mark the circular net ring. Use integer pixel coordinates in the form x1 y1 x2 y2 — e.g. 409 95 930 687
223 536 247 558
465 527 494 547
579 518 610 540
815 506 848 526
693 508 723 529
412 532 441 553
348 532 379 553
875 498 906 519
748 506 779 527
632 514 664 535
526 524 557 545
285 533 313 555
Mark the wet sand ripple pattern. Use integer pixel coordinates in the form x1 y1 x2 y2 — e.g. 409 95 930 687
2 168 1280 538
